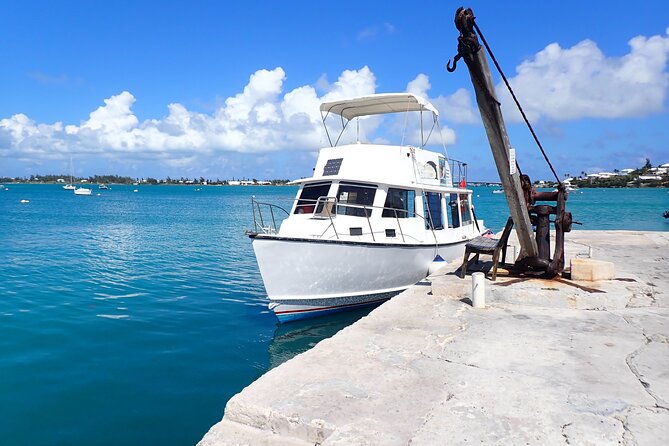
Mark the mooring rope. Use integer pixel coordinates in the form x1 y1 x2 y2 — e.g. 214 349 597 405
471 20 562 185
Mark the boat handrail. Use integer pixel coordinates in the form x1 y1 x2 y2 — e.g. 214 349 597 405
449 158 468 188
252 194 467 242
295 197 432 242
313 196 339 239
250 197 290 234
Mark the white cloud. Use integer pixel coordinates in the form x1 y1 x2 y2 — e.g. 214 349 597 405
407 73 431 98
498 28 669 122
357 22 396 41
407 74 478 125
0 66 382 165
28 71 70 85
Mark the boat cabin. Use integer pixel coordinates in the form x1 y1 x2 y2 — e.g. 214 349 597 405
253 94 480 245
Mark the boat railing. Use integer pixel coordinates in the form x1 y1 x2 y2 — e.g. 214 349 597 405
300 198 428 242
250 196 290 235
252 195 435 242
450 158 468 188
313 196 339 238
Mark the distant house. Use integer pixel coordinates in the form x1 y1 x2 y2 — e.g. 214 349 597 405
660 163 669 168
638 175 662 181
56 178 65 183
228 180 241 186
620 168 635 174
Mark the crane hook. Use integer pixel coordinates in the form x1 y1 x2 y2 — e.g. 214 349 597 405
446 53 462 72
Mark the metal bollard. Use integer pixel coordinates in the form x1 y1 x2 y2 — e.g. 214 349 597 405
472 272 485 308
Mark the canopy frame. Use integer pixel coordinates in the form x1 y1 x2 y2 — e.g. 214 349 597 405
320 93 440 148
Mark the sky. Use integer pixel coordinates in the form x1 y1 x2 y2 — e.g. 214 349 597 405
1 0 668 182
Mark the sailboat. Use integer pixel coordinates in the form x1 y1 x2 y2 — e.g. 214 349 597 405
63 158 76 190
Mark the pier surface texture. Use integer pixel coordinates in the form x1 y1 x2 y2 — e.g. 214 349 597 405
200 230 669 445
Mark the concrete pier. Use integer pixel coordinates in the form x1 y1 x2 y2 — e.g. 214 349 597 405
199 231 669 445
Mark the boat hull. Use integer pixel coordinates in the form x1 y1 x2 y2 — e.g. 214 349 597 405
251 235 468 322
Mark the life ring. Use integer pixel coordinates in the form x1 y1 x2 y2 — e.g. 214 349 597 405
459 179 466 188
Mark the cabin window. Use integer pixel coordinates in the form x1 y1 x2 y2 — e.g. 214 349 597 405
449 193 460 228
424 192 444 230
294 182 331 214
336 183 376 217
382 188 415 218
459 194 472 225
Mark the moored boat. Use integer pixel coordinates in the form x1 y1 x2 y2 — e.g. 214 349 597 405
63 157 76 190
74 187 92 196
248 93 484 322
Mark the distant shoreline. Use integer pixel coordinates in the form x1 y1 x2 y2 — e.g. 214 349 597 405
2 181 667 189
0 181 293 186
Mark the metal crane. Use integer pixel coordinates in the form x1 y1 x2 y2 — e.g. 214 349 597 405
447 7 573 277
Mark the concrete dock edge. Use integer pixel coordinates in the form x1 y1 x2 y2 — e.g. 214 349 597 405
200 230 669 445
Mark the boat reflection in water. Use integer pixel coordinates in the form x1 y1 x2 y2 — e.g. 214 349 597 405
268 304 384 369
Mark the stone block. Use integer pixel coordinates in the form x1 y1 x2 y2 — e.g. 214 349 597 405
570 258 615 281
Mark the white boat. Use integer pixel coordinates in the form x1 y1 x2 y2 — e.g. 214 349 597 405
99 184 108 189
492 189 504 194
248 93 484 322
74 187 92 196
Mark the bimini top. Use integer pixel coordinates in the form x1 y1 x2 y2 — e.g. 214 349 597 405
320 93 439 121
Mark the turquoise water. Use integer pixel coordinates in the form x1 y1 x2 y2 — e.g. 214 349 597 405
0 184 667 445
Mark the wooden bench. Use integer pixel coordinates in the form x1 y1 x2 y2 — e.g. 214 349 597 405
459 217 514 281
